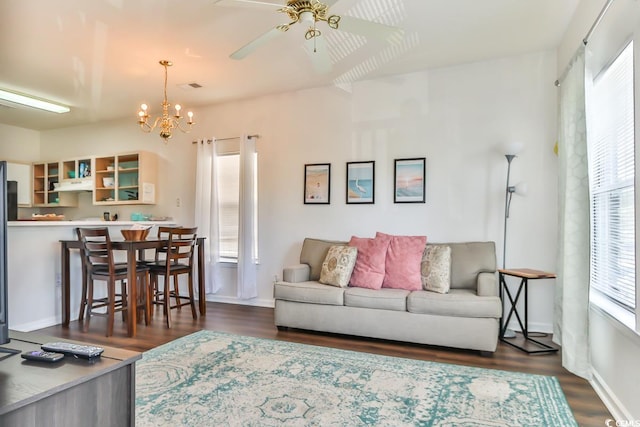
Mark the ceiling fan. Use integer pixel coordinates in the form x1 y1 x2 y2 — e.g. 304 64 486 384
214 0 403 73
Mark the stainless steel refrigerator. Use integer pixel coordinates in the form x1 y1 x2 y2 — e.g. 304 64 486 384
7 181 17 221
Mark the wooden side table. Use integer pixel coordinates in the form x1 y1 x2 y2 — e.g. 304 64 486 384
499 268 559 354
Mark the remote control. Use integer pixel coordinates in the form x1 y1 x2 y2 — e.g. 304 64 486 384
41 342 104 359
21 350 65 363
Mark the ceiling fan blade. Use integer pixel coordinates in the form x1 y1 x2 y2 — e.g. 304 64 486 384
304 36 332 74
212 0 282 8
337 16 403 43
230 27 283 60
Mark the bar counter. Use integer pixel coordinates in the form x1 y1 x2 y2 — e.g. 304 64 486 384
7 220 176 332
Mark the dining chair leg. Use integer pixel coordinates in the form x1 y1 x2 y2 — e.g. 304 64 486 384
120 280 128 322
107 279 116 337
84 279 94 332
173 273 181 310
144 272 151 325
164 275 172 328
79 264 88 321
147 274 158 316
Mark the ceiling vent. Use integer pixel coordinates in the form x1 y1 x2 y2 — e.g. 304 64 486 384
178 83 203 90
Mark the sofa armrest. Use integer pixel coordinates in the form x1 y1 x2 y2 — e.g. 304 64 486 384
477 272 498 297
283 264 311 283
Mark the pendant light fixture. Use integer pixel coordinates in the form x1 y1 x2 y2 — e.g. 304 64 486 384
137 60 194 141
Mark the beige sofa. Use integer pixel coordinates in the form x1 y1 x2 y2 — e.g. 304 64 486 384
274 238 502 353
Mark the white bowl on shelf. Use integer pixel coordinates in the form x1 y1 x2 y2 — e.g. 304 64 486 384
102 177 114 187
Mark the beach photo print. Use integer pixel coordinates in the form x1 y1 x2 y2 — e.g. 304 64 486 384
304 163 331 204
346 161 375 204
394 158 425 203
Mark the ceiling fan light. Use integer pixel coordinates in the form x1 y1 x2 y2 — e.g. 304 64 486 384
327 15 340 29
300 11 314 24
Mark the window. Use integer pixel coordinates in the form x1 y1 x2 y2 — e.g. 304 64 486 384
217 154 240 259
588 41 636 328
215 149 259 262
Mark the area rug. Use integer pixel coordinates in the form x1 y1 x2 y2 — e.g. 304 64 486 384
135 330 577 426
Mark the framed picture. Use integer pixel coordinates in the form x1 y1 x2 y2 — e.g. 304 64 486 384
346 161 375 204
304 163 331 204
394 158 425 203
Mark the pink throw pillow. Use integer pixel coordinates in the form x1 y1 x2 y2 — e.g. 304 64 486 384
378 232 427 291
348 234 392 289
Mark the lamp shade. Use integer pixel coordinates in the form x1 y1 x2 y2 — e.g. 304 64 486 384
503 141 524 156
512 182 528 196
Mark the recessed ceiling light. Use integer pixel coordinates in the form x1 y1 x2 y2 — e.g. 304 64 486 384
0 89 70 114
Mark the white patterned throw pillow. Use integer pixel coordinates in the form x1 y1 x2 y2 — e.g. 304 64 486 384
421 245 452 293
319 245 358 288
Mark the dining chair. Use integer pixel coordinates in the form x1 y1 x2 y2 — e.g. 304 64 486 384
76 227 150 336
147 227 198 328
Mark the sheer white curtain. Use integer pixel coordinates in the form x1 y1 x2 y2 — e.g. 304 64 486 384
195 137 222 294
554 46 592 380
237 135 258 299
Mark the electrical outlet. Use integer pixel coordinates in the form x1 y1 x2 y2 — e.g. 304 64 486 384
176 197 181 207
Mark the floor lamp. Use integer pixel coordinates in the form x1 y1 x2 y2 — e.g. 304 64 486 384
502 145 526 338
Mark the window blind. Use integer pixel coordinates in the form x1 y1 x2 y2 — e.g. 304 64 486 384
589 41 636 311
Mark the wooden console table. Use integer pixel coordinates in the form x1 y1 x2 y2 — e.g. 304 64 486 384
499 268 559 354
0 331 141 426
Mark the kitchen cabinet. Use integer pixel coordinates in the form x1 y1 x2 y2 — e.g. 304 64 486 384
61 157 93 182
93 151 157 205
6 162 31 206
32 162 78 207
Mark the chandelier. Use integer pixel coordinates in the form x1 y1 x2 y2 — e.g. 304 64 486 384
137 60 194 140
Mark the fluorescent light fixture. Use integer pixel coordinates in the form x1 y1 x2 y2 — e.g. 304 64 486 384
0 89 70 113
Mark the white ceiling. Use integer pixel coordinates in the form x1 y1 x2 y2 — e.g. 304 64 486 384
0 0 579 131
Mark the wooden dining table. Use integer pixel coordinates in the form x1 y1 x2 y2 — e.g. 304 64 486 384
60 237 206 337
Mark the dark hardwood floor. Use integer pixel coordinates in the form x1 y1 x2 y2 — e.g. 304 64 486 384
36 302 611 427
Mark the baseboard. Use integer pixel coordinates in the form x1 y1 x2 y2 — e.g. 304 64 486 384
591 368 633 422
11 316 60 332
204 295 275 309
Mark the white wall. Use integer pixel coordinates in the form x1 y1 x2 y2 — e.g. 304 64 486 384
151 50 558 322
23 50 558 329
558 0 640 421
0 122 40 161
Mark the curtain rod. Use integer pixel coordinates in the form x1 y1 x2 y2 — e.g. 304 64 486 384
555 0 615 87
192 134 260 144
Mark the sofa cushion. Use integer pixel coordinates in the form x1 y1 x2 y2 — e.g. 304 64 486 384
300 238 347 281
379 232 426 291
445 242 497 290
344 287 409 311
274 281 344 306
319 245 358 288
407 289 502 318
348 233 392 289
421 244 451 293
